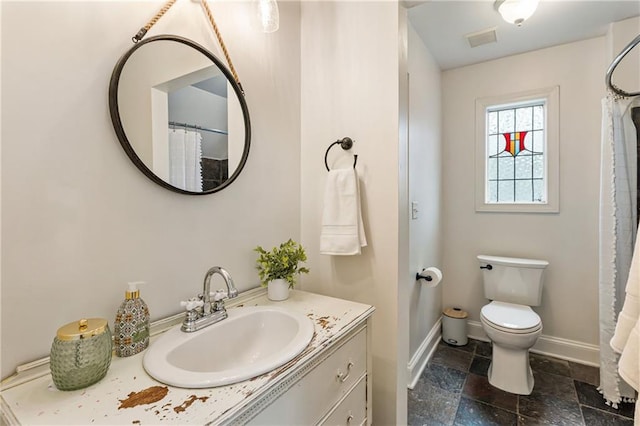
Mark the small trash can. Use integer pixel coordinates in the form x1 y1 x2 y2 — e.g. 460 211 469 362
442 307 468 346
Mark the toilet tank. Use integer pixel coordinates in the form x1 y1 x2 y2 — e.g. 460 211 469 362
477 255 549 306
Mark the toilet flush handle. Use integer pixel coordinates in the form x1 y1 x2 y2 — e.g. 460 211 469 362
480 264 493 270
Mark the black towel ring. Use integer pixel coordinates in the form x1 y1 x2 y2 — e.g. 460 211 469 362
324 137 358 172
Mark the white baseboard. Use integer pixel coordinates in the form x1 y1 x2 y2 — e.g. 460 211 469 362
407 318 442 389
467 320 600 367
405 319 599 391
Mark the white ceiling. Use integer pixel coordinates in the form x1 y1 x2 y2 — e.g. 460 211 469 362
408 0 640 70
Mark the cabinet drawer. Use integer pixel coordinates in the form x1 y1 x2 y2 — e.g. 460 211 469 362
319 376 367 426
246 328 367 425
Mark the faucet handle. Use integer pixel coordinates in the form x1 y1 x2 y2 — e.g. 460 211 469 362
211 290 228 312
181 298 204 311
213 290 227 301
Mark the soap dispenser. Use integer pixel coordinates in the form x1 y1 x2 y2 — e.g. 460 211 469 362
114 281 150 357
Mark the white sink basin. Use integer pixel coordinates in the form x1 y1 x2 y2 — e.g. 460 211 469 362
142 306 314 388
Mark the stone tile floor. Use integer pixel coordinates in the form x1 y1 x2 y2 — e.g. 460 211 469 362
408 339 636 425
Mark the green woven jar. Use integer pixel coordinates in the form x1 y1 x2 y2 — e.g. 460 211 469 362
50 318 112 391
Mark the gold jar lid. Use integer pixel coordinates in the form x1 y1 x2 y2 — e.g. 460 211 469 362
56 318 109 341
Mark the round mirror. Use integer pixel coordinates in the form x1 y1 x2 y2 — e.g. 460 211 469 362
109 35 251 195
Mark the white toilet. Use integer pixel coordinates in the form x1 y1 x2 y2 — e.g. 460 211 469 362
477 254 548 395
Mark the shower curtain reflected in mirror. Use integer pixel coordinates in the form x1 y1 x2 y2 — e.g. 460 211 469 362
169 128 203 192
599 95 640 407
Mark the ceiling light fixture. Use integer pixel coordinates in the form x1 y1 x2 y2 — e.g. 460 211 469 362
494 0 539 26
255 0 279 33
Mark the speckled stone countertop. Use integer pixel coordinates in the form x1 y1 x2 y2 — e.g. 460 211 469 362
1 290 374 425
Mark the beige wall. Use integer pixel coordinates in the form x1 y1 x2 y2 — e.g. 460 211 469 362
1 0 302 379
299 2 407 423
407 21 443 378
441 36 607 355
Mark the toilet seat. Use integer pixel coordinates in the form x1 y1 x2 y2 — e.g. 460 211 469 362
481 301 541 334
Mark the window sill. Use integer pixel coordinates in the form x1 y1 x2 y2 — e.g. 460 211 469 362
475 202 559 213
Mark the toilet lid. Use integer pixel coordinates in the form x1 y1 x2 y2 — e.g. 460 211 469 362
481 301 541 333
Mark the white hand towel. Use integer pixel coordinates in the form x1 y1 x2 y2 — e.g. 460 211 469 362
611 227 640 410
617 319 640 423
612 228 640 355
320 168 367 255
618 323 639 391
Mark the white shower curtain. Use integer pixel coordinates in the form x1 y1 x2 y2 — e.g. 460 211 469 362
599 94 640 406
169 129 203 192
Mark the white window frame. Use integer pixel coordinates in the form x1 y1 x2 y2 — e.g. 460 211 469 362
475 86 559 213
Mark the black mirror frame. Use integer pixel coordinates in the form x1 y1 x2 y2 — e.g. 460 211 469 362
109 35 251 195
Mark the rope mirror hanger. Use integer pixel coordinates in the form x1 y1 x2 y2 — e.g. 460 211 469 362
131 0 243 93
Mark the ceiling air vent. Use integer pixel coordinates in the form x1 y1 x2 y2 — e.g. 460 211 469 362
465 28 498 48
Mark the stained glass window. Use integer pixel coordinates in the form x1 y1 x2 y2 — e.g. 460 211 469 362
475 87 558 213
486 101 545 204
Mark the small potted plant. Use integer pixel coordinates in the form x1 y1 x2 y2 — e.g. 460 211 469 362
255 239 310 301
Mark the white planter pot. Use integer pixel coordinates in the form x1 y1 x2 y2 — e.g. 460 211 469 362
267 279 290 301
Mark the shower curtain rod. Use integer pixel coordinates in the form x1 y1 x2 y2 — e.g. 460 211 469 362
606 33 640 98
169 121 229 135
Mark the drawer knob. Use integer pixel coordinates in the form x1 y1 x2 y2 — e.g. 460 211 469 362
347 413 354 424
336 361 354 383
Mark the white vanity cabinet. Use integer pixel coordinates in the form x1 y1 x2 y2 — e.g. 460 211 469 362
235 325 369 425
0 290 374 425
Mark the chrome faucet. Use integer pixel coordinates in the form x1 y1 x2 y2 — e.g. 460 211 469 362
181 266 239 332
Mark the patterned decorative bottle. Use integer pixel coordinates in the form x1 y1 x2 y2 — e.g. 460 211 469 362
114 281 150 357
